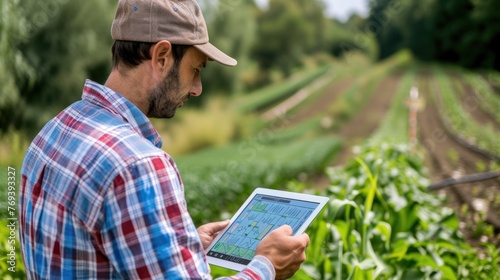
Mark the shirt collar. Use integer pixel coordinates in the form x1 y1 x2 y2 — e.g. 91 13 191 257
82 79 163 148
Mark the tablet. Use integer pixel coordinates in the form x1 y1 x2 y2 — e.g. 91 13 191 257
206 187 329 271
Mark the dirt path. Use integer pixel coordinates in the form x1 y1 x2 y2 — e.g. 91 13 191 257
418 74 500 246
286 78 354 126
331 74 401 165
307 74 402 188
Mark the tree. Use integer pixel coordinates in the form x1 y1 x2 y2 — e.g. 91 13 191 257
252 0 328 77
17 0 116 134
368 0 500 70
0 0 35 133
200 0 259 96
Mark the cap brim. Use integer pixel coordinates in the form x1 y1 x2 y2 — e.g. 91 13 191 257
194 43 237 67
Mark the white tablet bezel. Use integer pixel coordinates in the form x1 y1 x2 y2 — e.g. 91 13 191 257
205 187 329 271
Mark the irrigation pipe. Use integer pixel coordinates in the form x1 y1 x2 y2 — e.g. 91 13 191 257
428 170 500 191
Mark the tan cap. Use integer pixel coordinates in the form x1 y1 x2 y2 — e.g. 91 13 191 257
111 0 237 66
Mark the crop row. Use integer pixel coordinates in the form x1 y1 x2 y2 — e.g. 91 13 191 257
459 70 500 125
432 66 500 157
370 66 416 142
314 50 414 130
233 65 331 113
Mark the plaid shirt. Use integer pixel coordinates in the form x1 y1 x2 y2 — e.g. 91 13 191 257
19 80 275 279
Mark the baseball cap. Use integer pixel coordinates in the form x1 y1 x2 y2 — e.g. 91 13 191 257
111 0 237 66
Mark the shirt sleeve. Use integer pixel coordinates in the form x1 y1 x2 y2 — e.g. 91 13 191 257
98 155 275 279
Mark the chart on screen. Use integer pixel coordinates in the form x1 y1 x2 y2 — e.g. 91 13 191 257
209 194 317 259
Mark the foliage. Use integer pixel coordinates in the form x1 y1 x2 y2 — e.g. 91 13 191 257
328 19 379 62
0 165 25 279
177 136 341 225
296 143 500 280
18 0 115 134
0 0 34 134
368 0 500 70
157 97 258 156
200 0 259 95
0 0 115 135
459 69 500 124
0 221 25 280
252 0 330 76
0 132 28 168
432 66 500 156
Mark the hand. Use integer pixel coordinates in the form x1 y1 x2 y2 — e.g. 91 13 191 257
197 220 230 250
255 225 310 280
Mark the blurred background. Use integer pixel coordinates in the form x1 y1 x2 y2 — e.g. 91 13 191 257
1 0 498 138
1 0 500 278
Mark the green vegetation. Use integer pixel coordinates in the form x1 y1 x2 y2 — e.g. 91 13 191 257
368 0 500 70
0 221 25 279
324 50 413 129
177 136 342 224
460 70 500 124
2 0 500 278
371 65 416 142
432 66 500 156
296 143 500 280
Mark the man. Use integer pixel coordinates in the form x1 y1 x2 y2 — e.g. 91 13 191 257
19 0 309 279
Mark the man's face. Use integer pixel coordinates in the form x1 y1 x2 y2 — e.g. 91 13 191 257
147 47 207 118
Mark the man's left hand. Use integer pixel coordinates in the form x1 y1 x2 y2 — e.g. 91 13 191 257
197 220 230 249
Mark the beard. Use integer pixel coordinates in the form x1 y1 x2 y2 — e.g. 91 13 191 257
147 63 183 118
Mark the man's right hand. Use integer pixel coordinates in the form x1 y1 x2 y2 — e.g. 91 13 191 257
255 225 310 280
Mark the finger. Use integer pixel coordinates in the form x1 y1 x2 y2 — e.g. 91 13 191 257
274 224 293 235
299 233 310 246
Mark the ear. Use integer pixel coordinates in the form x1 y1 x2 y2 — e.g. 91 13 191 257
150 40 173 75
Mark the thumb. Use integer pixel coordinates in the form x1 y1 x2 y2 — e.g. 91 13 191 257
209 220 230 233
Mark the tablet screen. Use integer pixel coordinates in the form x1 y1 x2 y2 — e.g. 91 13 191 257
206 193 320 265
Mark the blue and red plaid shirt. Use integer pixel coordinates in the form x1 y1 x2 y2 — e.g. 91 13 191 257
19 80 275 279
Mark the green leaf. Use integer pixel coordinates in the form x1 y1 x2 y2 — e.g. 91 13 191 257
373 221 392 248
439 265 457 280
358 258 376 270
385 240 409 260
328 199 360 221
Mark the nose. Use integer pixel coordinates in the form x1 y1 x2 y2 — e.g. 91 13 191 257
189 76 203 97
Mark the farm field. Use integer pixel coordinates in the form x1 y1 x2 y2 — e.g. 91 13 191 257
2 0 499 278
196 53 500 278
2 53 500 279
